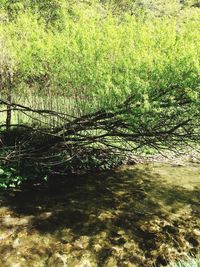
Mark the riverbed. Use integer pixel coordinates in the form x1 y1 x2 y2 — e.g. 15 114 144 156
0 163 199 266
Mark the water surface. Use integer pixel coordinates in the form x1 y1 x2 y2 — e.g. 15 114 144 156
0 163 199 266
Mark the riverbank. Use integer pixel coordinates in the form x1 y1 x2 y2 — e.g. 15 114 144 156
0 139 199 188
125 150 200 165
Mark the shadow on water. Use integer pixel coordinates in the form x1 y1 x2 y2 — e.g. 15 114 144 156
0 164 200 266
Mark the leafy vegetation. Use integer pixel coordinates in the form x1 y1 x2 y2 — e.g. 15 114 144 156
0 166 24 188
0 0 200 181
1 1 199 111
0 3 199 267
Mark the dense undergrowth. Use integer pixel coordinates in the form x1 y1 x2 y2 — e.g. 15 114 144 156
0 0 200 115
0 0 200 187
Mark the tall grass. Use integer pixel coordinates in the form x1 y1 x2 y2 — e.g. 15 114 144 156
0 92 78 127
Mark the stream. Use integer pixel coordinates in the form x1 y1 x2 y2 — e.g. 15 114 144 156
0 163 199 267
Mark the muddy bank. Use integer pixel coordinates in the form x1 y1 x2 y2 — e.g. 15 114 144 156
0 163 199 266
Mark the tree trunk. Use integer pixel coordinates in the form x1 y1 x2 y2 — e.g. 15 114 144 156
6 73 12 130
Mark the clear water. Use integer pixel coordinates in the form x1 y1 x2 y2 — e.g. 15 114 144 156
0 163 199 266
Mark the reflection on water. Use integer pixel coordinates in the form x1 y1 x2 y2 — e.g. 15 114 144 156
0 163 199 267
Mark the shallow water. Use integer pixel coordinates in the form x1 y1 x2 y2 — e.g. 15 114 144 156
0 163 199 267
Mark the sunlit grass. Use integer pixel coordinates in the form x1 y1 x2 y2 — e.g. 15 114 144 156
167 257 200 267
0 92 78 127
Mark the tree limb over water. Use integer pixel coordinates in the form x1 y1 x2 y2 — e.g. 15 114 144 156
0 2 200 173
0 85 199 170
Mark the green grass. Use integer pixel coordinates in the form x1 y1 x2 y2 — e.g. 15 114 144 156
0 92 78 127
168 257 200 267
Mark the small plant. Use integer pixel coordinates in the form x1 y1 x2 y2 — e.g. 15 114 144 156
0 166 24 188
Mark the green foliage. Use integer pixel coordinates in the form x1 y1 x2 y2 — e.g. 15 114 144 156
0 2 199 115
0 166 24 188
0 1 199 185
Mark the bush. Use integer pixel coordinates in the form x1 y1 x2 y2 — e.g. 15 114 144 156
0 2 199 116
